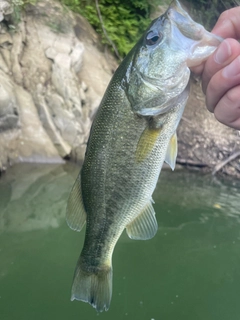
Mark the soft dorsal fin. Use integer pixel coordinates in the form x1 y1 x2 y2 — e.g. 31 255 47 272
126 200 158 240
165 132 177 171
66 173 86 232
135 127 162 163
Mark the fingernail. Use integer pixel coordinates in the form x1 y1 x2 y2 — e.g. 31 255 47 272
214 40 231 64
223 56 240 78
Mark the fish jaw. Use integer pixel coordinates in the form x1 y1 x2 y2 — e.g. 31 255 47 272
167 0 223 67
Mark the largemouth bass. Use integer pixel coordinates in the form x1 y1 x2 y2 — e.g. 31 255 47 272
66 0 222 312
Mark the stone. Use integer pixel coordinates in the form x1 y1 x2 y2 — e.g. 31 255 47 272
0 1 13 22
0 0 115 171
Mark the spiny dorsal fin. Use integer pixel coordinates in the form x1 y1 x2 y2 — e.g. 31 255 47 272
164 132 177 171
66 173 86 232
135 127 162 163
126 200 158 240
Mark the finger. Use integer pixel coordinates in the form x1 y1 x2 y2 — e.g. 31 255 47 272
214 84 240 130
202 39 240 94
206 56 240 113
212 7 240 39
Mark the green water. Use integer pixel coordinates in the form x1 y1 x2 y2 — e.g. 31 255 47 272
1 163 240 320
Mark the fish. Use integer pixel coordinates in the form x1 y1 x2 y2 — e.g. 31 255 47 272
66 0 222 312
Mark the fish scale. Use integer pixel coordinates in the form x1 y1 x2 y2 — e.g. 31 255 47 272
66 0 222 312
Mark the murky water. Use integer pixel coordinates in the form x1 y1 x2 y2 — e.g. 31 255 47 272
1 163 240 320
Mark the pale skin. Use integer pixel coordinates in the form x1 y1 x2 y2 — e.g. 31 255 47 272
192 7 240 130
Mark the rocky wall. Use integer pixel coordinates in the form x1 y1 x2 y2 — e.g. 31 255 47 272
0 0 116 172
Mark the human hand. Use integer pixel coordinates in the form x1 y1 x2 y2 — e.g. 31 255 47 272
192 7 240 130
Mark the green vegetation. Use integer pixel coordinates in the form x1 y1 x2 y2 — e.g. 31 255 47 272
61 0 155 59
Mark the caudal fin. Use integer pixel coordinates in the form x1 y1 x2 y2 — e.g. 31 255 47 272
71 261 113 312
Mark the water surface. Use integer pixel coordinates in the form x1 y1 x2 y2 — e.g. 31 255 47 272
1 163 240 320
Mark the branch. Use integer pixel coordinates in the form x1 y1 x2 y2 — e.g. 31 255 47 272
176 158 208 167
212 150 240 175
95 0 121 61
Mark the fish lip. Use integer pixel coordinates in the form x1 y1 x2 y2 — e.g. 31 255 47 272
166 0 223 45
165 0 222 64
166 0 204 40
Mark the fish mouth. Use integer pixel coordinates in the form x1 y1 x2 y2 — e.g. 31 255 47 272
167 0 222 43
165 0 222 66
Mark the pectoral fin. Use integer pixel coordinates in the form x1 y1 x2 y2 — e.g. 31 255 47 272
126 200 158 240
164 133 177 171
66 173 86 232
135 127 162 163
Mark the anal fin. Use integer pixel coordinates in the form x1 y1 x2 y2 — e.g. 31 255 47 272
66 173 86 232
126 201 158 240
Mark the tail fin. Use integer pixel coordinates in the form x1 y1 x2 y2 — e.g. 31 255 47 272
71 261 113 312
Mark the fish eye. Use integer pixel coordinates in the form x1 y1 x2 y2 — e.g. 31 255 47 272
146 30 162 46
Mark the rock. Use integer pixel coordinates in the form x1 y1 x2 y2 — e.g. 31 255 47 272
0 1 13 24
0 67 63 165
177 79 240 178
0 72 19 131
0 0 116 172
15 85 64 163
